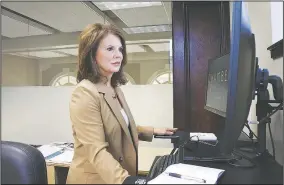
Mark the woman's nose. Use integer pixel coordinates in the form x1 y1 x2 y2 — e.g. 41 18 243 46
114 50 122 58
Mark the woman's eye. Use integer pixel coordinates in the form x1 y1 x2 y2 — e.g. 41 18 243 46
107 47 113 51
119 47 123 52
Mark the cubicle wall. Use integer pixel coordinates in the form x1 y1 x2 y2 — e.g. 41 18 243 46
2 85 174 147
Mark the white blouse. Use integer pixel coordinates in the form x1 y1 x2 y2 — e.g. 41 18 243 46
120 109 129 127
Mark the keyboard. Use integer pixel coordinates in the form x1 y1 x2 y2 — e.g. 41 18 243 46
147 147 184 180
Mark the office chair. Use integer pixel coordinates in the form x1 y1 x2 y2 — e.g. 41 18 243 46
1 141 48 184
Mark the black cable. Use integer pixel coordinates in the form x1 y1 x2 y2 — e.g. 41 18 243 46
268 122 275 159
178 132 258 169
240 130 257 152
244 121 258 140
181 133 258 168
180 135 200 151
241 130 252 141
228 149 257 168
258 103 283 125
257 102 282 160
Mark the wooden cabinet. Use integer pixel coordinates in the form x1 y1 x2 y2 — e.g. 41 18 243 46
172 2 230 135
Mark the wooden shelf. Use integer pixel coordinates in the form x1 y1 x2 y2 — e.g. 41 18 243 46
267 39 283 60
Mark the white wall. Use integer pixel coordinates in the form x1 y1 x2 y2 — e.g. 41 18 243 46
121 85 173 147
1 85 174 148
247 2 283 165
270 2 283 43
230 2 283 164
2 87 74 145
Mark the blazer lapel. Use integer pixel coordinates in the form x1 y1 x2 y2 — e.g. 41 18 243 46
96 84 133 145
115 87 138 150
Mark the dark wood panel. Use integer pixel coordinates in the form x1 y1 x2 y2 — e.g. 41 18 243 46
220 2 231 55
267 39 283 60
172 2 230 134
172 2 190 131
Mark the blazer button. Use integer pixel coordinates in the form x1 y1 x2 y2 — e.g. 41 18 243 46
118 157 123 163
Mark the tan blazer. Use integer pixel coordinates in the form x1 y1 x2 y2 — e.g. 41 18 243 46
66 79 154 184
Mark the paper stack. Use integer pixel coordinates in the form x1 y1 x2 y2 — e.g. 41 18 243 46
148 163 225 184
37 143 74 165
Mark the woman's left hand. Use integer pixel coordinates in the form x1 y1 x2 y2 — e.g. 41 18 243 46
154 128 178 136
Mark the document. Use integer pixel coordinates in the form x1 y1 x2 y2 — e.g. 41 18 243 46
147 163 225 184
46 150 74 164
37 143 74 164
37 144 63 158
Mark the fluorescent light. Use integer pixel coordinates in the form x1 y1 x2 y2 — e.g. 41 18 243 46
93 2 162 10
15 51 68 58
123 24 171 34
54 48 78 56
126 39 171 45
47 45 78 50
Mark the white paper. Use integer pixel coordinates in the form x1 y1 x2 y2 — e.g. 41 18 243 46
190 133 217 141
148 173 202 184
37 145 62 158
47 150 74 164
148 163 224 184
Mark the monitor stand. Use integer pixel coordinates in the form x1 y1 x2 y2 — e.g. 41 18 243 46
255 65 283 157
183 145 256 168
182 136 257 168
183 153 239 162
183 62 282 168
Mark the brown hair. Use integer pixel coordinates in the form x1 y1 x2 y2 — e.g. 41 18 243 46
77 23 127 87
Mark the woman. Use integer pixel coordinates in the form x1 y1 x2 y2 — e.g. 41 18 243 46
66 23 177 184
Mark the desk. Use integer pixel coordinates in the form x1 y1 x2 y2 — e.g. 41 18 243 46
182 143 283 184
179 131 283 184
46 146 173 184
123 131 283 184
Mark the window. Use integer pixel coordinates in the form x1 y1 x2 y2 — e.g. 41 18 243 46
51 72 135 86
124 72 136 85
51 73 77 86
149 71 173 84
270 2 283 43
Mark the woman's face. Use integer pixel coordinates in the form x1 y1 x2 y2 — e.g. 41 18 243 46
95 33 123 77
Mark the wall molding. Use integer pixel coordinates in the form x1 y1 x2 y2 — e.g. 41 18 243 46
267 39 283 60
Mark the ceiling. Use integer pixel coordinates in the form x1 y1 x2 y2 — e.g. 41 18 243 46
2 1 172 60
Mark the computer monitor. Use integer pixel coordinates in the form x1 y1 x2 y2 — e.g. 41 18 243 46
205 53 230 118
204 1 257 156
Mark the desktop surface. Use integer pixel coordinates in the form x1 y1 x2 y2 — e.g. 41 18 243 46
183 143 282 184
142 131 283 184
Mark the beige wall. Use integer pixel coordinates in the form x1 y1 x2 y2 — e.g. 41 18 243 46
2 85 174 148
229 2 283 164
2 54 39 86
247 2 283 165
140 60 169 84
38 58 169 85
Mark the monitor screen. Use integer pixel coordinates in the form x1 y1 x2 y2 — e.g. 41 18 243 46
205 53 230 117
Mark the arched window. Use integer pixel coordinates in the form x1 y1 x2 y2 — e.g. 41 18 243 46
50 73 77 86
124 72 136 85
149 71 173 84
50 72 135 86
